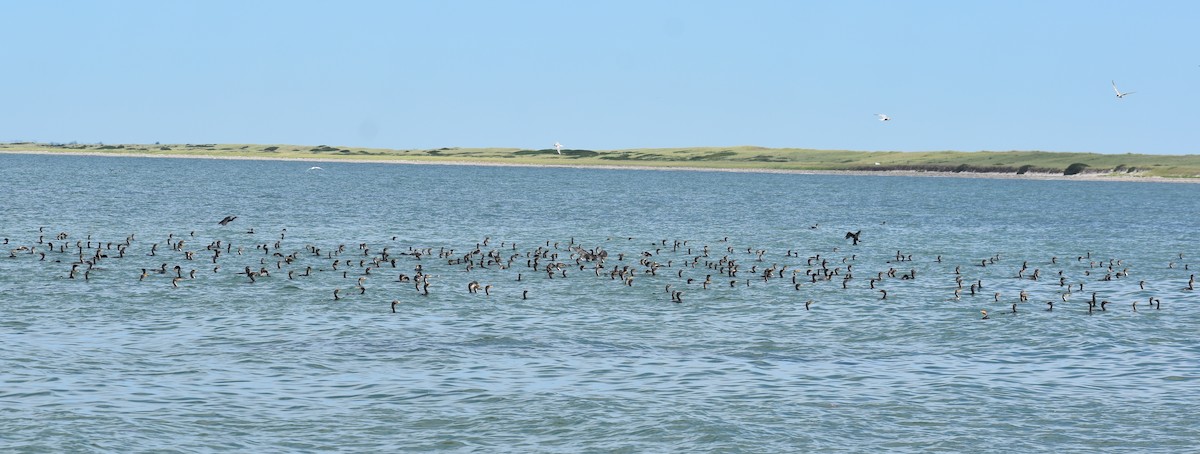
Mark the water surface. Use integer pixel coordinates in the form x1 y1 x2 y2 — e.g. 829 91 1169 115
1 154 1198 452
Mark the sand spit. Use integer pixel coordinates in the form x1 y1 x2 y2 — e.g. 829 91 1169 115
2 149 1195 184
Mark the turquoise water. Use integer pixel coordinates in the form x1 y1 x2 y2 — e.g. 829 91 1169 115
1 153 1198 452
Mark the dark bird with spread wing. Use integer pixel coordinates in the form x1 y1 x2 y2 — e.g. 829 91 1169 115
845 230 862 245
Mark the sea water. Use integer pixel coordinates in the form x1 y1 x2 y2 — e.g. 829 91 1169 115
1 153 1198 452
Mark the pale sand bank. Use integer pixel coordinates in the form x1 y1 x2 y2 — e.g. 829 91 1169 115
2 149 1195 184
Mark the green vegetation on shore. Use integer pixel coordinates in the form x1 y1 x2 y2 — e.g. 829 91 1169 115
3 142 1199 178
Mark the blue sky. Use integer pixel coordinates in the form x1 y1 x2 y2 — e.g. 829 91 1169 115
2 1 1196 154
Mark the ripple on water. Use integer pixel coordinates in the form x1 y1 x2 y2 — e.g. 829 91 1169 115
2 155 1199 452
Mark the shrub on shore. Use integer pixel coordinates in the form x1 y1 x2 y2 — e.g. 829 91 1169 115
855 163 1059 174
1064 163 1089 175
513 149 599 158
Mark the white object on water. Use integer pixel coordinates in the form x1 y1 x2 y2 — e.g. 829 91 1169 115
1112 80 1135 99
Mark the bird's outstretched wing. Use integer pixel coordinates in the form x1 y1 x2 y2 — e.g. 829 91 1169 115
845 230 862 244
1112 81 1133 97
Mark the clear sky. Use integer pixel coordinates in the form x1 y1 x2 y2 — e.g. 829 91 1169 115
2 1 1196 154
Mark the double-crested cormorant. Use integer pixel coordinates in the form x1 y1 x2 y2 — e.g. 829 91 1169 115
845 230 862 245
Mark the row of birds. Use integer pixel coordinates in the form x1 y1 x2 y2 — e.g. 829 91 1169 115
3 219 1194 318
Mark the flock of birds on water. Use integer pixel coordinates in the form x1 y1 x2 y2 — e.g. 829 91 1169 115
3 214 1196 320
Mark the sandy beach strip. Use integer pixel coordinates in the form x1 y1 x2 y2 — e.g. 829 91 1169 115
2 149 1195 184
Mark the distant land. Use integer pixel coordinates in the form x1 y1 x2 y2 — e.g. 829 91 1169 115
3 142 1199 180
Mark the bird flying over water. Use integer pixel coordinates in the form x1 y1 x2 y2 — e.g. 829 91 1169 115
307 166 323 171
218 215 237 226
554 142 563 154
876 114 890 122
1112 81 1135 99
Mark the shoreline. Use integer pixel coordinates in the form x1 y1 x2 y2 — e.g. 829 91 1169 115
2 149 1194 184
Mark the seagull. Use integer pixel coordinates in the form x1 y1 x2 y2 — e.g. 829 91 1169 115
876 114 890 122
307 166 323 171
554 142 563 154
1112 80 1134 99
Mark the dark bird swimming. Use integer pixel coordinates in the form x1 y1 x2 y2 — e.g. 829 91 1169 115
845 230 862 245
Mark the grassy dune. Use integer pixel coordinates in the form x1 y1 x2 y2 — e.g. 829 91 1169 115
4 142 1200 178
